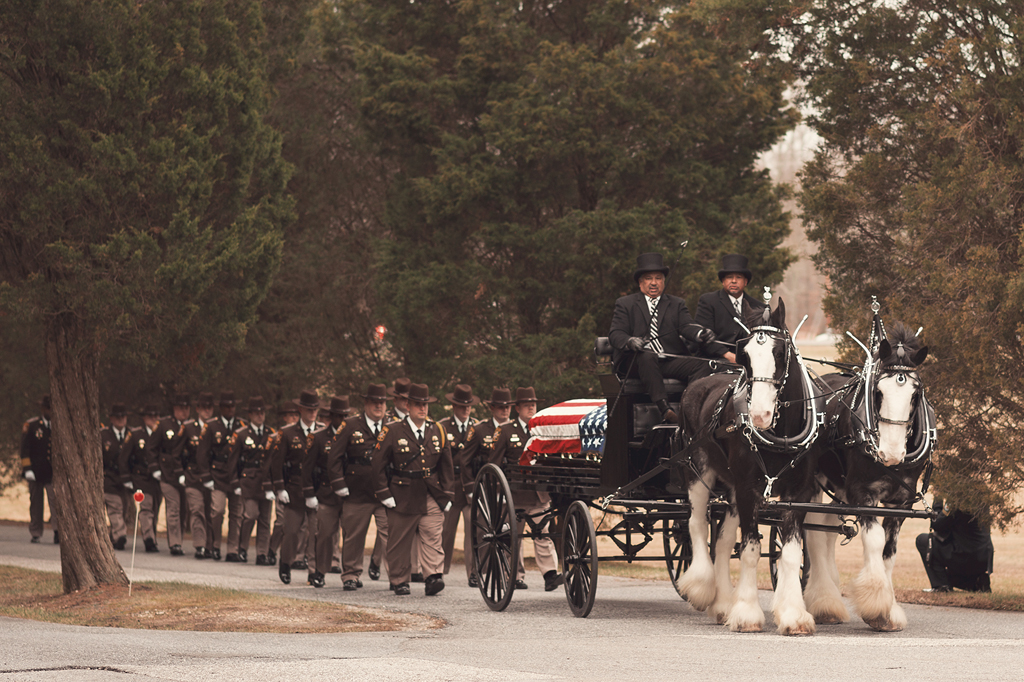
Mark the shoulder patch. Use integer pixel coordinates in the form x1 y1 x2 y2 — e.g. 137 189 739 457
377 425 389 442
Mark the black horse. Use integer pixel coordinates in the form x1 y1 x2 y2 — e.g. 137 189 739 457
676 299 825 634
803 320 933 631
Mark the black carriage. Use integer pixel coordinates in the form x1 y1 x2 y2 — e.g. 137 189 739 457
470 325 939 619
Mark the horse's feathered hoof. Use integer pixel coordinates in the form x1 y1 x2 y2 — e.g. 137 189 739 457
864 615 904 632
730 622 764 633
814 614 845 625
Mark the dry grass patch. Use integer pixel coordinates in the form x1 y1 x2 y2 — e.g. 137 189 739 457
0 565 443 632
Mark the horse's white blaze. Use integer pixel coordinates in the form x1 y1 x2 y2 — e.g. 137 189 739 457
726 539 764 632
679 482 717 611
876 373 916 465
772 537 815 635
710 510 739 623
746 337 780 429
851 522 895 625
803 511 849 624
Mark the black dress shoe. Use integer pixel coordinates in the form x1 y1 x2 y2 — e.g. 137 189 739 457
514 579 528 590
290 559 308 570
544 570 564 592
355 579 363 588
425 574 445 596
30 536 40 544
392 582 411 596
368 561 380 580
343 579 359 591
225 553 241 563
309 572 325 588
211 548 221 561
170 545 184 556
329 566 342 574
112 536 127 550
410 572 424 583
279 565 291 584
267 549 277 565
255 554 269 566
237 549 248 563
144 538 160 553
468 573 479 588
195 547 210 559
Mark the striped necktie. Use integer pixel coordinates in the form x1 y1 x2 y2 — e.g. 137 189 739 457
648 297 663 353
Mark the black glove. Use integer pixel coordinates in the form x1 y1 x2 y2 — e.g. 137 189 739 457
626 337 646 351
696 328 716 345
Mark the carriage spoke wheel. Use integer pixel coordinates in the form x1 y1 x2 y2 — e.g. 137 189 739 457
561 500 598 618
470 464 519 611
663 518 693 597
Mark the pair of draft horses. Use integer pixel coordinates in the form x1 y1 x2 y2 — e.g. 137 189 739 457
673 297 932 635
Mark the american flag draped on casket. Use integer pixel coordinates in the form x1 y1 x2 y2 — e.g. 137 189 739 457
523 398 608 463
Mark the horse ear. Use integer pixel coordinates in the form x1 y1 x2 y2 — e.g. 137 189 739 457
911 346 928 366
878 339 891 360
772 298 786 327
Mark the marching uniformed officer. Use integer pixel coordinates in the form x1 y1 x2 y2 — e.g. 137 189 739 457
306 395 352 587
438 384 479 582
267 402 301 566
371 383 455 596
489 387 563 592
21 395 58 544
175 392 217 559
269 389 323 584
100 403 135 549
207 391 247 562
151 395 189 555
695 254 765 364
329 383 391 590
122 412 162 552
232 396 277 564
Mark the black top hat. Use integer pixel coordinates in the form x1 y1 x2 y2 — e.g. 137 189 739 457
485 387 514 406
326 395 354 416
387 377 412 398
445 384 480 406
218 391 237 407
197 392 216 408
139 404 161 417
361 384 390 402
246 396 266 412
109 403 128 418
514 387 539 404
633 253 670 283
718 253 753 282
172 393 191 407
292 389 321 410
406 383 438 404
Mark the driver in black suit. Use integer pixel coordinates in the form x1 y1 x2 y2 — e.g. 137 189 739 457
609 253 716 424
696 253 766 364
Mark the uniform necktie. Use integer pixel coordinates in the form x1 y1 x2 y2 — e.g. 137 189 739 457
372 422 380 438
416 428 424 444
648 297 663 353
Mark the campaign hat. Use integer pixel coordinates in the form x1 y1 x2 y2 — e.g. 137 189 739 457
406 383 437 404
108 403 129 418
171 393 191 407
387 377 412 398
139 404 161 417
197 392 216 408
361 384 390 402
246 396 266 413
326 395 355 416
484 387 514 406
292 389 321 410
445 384 480 406
514 387 539 404
218 391 237 407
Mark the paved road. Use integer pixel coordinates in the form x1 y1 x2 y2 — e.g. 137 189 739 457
1 524 1022 681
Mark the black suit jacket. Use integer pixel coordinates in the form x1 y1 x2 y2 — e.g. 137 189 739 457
609 292 702 367
695 289 766 358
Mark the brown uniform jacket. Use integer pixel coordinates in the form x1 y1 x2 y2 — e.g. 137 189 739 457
303 424 344 504
101 425 131 494
173 419 213 488
20 417 53 484
122 426 161 494
371 417 455 515
152 418 186 486
230 424 276 499
437 416 476 481
207 416 245 492
327 414 382 505
269 421 322 510
489 418 546 508
459 418 505 493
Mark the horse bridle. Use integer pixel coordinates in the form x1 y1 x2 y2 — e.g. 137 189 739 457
737 324 791 393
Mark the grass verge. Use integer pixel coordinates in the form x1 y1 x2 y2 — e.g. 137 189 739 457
0 565 443 632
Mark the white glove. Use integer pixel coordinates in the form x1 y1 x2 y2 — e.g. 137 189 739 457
178 475 186 486
443 501 452 513
264 490 275 501
203 480 215 490
335 487 350 497
152 470 162 481
123 481 134 490
234 487 242 496
306 496 319 509
24 470 35 482
277 490 291 505
381 497 396 509
467 492 473 503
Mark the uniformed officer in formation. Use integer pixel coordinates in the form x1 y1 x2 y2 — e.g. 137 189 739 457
122 410 162 552
329 383 390 590
232 396 277 564
100 403 134 550
489 387 563 592
371 383 455 596
306 395 353 587
438 384 479 583
266 401 301 566
207 391 246 562
176 392 217 559
21 395 58 544
151 394 189 554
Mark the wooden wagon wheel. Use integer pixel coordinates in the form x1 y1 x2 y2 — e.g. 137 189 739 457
662 518 692 594
470 463 519 611
768 525 810 591
561 500 598 618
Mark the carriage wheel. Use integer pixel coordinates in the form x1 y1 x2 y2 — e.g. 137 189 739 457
768 525 809 591
561 500 598 618
471 463 519 611
663 518 692 594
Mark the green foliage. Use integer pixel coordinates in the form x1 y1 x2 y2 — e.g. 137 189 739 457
789 0 1024 525
334 0 797 402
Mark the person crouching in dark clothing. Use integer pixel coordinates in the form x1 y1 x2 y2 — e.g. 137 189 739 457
916 498 994 592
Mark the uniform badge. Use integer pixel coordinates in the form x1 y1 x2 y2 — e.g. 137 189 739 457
483 435 493 447
245 437 255 447
510 434 521 445
215 432 223 444
138 439 145 448
36 428 43 440
104 441 111 451
447 431 456 441
166 429 175 439
353 431 364 444
431 434 440 449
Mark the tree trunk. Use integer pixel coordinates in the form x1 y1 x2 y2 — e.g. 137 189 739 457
45 313 128 593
